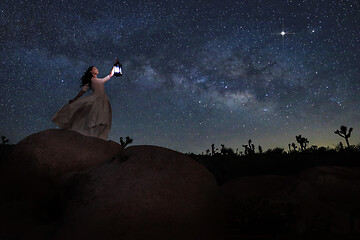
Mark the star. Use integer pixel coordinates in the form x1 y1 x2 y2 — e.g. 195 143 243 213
273 19 295 37
272 18 295 48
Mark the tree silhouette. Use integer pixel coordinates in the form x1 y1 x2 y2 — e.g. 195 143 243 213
120 136 133 148
1 136 9 145
334 125 353 148
295 135 309 151
242 139 255 155
211 144 219 156
288 143 297 152
205 149 211 155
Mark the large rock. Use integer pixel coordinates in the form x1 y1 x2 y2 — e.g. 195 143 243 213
220 175 293 236
0 129 122 201
220 166 360 237
0 129 122 239
3 129 122 180
294 166 360 233
56 145 226 240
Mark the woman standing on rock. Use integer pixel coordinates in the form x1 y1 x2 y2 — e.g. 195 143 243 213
52 66 115 140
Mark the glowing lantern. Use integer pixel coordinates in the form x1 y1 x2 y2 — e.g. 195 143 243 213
114 59 123 77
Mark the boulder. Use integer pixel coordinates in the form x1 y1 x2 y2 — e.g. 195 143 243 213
221 175 291 200
294 166 360 233
220 166 360 237
3 129 122 180
1 129 122 200
220 175 293 236
0 129 122 238
56 145 226 240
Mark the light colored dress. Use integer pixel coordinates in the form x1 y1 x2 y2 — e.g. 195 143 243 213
52 76 112 140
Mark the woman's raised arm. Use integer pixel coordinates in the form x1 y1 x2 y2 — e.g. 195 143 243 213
102 67 115 82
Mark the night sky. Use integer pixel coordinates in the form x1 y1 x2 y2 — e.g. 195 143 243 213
1 0 359 153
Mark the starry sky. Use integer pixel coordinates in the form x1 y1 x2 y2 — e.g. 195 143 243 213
1 0 359 153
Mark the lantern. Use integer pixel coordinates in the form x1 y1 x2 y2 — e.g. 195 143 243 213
114 59 123 77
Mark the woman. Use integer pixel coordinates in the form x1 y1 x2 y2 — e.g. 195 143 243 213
52 66 115 140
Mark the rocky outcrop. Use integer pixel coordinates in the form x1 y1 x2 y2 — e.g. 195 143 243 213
220 166 360 237
56 145 226 240
0 131 226 240
4 129 122 179
0 129 123 239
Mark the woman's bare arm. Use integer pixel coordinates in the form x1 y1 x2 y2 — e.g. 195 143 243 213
69 90 86 104
69 84 89 104
98 67 115 82
97 75 111 82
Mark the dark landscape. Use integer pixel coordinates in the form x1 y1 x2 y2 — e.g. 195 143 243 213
1 0 360 239
1 129 360 240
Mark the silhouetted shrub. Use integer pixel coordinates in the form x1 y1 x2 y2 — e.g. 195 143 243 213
188 144 360 185
120 136 133 148
265 147 285 155
220 144 235 156
1 136 9 145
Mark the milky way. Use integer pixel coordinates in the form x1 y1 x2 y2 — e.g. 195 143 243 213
1 0 359 153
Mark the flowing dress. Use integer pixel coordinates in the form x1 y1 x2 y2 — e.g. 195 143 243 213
52 76 112 140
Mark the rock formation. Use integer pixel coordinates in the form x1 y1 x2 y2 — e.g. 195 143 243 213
56 145 226 240
0 130 226 240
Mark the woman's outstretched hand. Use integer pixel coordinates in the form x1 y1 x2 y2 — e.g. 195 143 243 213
109 66 115 77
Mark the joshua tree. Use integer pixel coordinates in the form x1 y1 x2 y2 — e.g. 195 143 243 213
205 149 211 155
296 135 309 151
242 144 249 155
242 139 255 155
210 144 219 156
1 136 9 145
288 143 298 152
334 125 353 148
120 136 133 148
258 145 263 154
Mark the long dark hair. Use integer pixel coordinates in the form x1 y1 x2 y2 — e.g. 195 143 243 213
80 66 94 90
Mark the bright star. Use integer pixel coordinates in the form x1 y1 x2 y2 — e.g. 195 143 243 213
272 18 295 49
272 18 295 36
